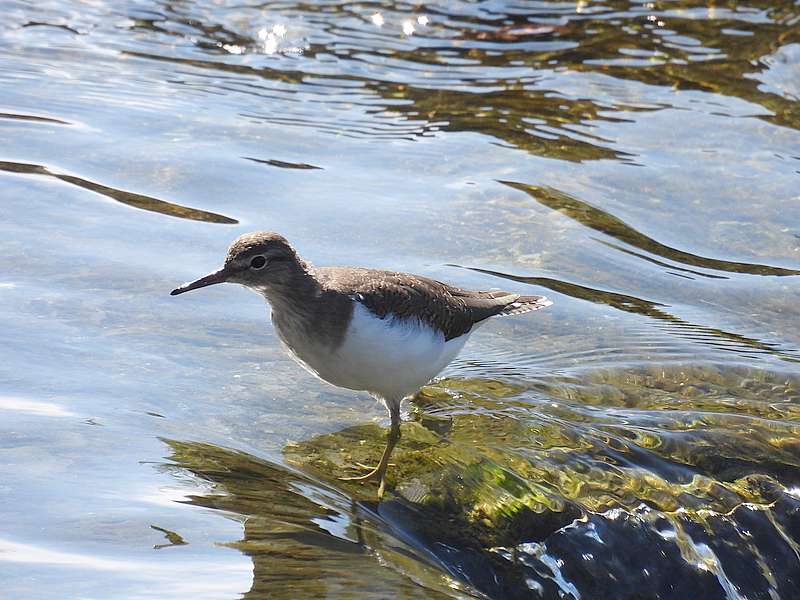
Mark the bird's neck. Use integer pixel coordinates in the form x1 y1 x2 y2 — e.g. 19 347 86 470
258 260 321 315
258 262 352 350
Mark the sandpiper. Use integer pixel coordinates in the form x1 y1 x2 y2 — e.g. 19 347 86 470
171 232 552 497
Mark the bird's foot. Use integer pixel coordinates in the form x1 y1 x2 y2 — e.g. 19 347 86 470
339 412 401 499
339 469 380 482
339 463 380 481
355 461 379 472
339 461 393 482
339 463 392 498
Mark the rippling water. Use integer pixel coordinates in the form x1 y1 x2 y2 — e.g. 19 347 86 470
2 1 799 598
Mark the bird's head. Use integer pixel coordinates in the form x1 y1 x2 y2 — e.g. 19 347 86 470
170 231 303 296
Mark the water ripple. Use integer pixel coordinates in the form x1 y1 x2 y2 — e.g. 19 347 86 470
499 181 800 277
451 264 800 364
0 160 237 224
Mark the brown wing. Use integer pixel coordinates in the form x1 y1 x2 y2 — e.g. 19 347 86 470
319 267 549 340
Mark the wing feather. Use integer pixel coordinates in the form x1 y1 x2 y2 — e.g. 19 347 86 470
318 267 551 341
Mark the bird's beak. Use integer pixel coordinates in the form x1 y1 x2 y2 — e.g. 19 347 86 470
170 267 231 296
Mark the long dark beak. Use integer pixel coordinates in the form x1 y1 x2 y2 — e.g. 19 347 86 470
170 267 230 296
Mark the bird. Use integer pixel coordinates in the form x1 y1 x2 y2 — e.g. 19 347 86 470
171 232 552 497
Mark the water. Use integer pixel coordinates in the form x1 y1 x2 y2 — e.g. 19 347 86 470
1 1 799 598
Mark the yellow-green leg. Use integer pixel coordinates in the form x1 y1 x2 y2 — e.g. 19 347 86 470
340 401 401 498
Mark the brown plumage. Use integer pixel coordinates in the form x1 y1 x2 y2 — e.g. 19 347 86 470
171 231 553 498
206 231 550 344
316 267 550 341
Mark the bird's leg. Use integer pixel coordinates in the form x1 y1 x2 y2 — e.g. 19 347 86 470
340 401 401 498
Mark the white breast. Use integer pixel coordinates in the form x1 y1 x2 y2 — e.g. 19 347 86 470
277 302 472 400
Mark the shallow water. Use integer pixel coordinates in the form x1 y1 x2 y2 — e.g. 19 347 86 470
1 1 799 598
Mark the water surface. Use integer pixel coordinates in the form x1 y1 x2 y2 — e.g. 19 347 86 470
1 1 800 598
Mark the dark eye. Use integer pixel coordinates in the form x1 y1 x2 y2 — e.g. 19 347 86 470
249 255 267 269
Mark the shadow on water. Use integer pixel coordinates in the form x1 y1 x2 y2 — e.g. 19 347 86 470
4 0 800 598
165 363 800 599
0 160 238 224
162 439 485 600
498 181 800 278
450 264 800 364
121 48 632 162
121 1 800 162
0 111 71 125
242 156 323 170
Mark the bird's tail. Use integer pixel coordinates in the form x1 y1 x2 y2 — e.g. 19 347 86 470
498 295 553 317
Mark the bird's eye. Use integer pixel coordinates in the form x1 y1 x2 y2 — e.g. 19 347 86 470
249 255 267 270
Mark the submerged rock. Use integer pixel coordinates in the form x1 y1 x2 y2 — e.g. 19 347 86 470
165 364 800 599
281 366 800 597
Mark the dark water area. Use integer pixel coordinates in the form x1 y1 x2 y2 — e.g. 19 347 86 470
1 1 800 598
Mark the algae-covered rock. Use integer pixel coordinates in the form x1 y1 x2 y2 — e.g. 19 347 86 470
284 365 800 550
162 438 472 600
163 364 800 599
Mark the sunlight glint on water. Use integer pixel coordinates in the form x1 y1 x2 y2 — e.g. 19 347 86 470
1 0 799 598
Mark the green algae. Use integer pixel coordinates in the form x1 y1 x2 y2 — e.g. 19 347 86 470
282 365 800 548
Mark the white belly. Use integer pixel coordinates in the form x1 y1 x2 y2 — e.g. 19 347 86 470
277 302 472 400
